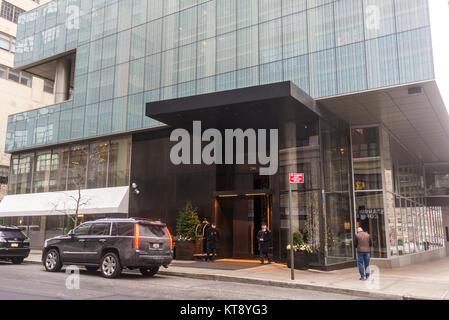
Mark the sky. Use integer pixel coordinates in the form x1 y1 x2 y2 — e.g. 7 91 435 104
429 0 449 110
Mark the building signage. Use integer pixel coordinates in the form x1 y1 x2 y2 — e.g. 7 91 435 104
289 173 304 184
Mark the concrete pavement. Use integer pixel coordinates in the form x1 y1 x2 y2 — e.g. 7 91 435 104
26 250 449 300
0 261 365 300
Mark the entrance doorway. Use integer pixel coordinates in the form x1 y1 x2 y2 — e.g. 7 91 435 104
215 193 271 259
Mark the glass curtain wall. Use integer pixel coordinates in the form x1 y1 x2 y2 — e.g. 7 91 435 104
351 127 387 258
8 136 132 195
321 120 352 260
8 0 435 153
279 117 322 261
361 126 447 258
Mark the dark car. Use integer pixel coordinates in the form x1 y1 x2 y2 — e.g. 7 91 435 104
0 226 30 264
42 218 173 278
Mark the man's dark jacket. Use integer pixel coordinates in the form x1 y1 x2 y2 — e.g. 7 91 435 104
205 227 220 249
257 229 272 251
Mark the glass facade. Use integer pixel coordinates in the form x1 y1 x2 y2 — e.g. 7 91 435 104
279 116 352 263
7 0 435 152
8 136 131 195
351 126 445 259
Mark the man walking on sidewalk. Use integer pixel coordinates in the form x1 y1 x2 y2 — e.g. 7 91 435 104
257 223 272 264
354 227 373 281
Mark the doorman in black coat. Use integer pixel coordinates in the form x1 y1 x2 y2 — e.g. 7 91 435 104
205 223 220 262
257 223 272 264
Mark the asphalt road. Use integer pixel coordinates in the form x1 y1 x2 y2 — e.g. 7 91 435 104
0 261 368 300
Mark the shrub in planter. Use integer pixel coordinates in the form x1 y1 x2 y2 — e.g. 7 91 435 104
285 231 315 270
174 202 201 260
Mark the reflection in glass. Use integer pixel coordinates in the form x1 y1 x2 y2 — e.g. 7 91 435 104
352 127 382 191
355 192 386 258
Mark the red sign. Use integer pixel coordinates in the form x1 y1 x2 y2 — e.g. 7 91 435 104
289 173 304 184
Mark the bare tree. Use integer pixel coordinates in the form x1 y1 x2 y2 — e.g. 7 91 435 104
50 170 91 231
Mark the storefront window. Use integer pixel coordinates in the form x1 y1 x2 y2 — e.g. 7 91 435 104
322 120 352 259
16 153 34 194
87 141 109 189
49 147 70 192
352 127 386 258
352 127 382 191
108 137 131 187
425 164 449 196
33 151 52 193
67 145 88 190
8 155 19 195
9 136 132 195
355 192 387 258
279 118 322 260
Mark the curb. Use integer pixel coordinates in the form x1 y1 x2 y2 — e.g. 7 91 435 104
158 270 423 301
25 259 42 265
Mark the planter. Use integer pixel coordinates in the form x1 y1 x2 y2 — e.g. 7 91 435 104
174 240 202 260
286 251 310 270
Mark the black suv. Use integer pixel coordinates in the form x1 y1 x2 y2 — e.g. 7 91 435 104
42 218 173 278
0 226 30 264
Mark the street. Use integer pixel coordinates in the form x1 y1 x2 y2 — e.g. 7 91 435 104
0 261 369 300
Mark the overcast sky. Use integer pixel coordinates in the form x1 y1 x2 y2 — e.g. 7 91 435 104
429 0 449 109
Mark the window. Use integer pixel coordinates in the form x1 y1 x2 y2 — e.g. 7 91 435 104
20 72 31 87
0 65 6 79
73 223 92 236
0 166 8 185
0 65 32 87
0 1 25 24
8 69 19 82
89 223 111 236
116 223 134 236
44 80 54 93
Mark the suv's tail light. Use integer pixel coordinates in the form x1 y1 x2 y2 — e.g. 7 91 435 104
165 226 173 250
133 224 140 249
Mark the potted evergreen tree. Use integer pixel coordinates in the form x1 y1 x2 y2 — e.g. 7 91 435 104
174 202 201 260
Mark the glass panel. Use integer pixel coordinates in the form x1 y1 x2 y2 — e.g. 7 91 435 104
355 192 387 258
279 119 321 260
67 145 88 191
49 147 70 192
87 141 108 189
352 127 382 191
16 154 34 195
108 137 131 187
321 120 352 259
33 151 52 193
308 3 334 53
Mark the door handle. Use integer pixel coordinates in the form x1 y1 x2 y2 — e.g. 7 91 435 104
78 239 86 242
99 239 107 243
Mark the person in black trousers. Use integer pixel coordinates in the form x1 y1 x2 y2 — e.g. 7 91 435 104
257 223 272 264
205 223 220 262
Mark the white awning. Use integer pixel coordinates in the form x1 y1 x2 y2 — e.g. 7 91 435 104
0 187 129 217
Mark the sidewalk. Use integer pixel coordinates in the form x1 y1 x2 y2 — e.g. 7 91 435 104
27 250 449 300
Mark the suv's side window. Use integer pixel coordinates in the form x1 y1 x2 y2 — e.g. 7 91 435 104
116 223 134 236
89 223 111 236
73 223 92 236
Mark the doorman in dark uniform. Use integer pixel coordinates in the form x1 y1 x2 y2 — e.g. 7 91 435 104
257 223 272 264
205 223 220 262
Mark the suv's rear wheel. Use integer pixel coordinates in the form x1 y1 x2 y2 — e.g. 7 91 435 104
11 258 24 265
100 252 122 278
44 249 62 272
140 266 159 277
